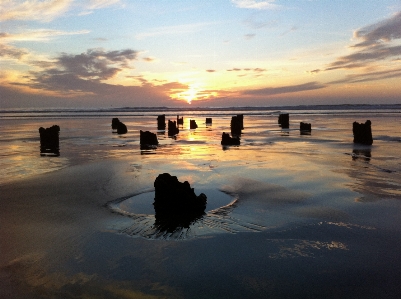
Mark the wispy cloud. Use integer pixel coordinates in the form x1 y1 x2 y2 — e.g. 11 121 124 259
0 43 28 60
231 0 280 10
328 67 401 84
244 33 256 40
226 67 267 78
78 0 122 15
325 11 401 71
352 11 401 48
0 0 73 22
0 29 90 42
0 0 121 22
242 81 326 96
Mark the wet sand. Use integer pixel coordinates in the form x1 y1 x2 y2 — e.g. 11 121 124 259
1 113 401 298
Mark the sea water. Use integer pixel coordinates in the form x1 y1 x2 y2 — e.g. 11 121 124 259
1 104 401 298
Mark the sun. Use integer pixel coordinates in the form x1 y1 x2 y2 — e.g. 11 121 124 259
183 87 197 105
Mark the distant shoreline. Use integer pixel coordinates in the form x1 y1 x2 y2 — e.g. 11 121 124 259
1 104 401 119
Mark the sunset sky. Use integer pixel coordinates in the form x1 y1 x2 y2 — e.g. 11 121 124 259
1 0 401 108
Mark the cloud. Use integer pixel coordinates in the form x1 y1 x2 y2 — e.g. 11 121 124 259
142 57 156 62
0 0 73 22
326 11 401 71
0 29 90 42
231 0 280 10
0 0 121 22
2 47 190 107
242 81 326 96
327 44 401 70
78 0 122 15
227 68 266 72
328 67 401 84
307 69 321 75
206 69 216 72
244 33 256 40
7 48 139 95
226 68 267 77
352 11 401 48
0 43 28 60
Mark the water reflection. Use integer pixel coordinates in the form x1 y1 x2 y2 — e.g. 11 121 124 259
352 149 371 162
153 206 206 233
107 189 263 240
300 131 311 136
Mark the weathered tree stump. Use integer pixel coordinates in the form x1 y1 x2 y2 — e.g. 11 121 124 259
221 132 240 145
39 125 60 156
157 115 166 130
168 120 179 136
190 119 198 129
353 120 373 145
140 130 158 148
278 113 289 128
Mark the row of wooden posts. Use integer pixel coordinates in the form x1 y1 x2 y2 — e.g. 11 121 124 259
38 113 373 155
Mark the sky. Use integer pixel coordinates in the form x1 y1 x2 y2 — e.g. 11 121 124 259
1 0 401 108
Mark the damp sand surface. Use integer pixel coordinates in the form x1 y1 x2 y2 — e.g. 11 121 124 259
1 112 401 298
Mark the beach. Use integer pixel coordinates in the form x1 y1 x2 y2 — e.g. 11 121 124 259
1 106 401 298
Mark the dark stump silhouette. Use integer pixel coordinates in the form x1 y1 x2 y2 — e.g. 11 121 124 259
237 114 244 130
353 120 373 145
140 130 158 149
168 120 179 136
177 115 184 125
39 125 60 156
206 117 212 124
221 132 240 146
116 121 127 134
231 116 242 135
278 113 289 128
111 118 120 130
300 122 312 132
112 118 128 134
157 115 166 130
190 119 198 129
153 173 207 231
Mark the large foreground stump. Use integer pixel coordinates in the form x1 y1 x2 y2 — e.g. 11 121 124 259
153 173 207 230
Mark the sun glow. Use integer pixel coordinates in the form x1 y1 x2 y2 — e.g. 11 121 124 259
170 83 218 105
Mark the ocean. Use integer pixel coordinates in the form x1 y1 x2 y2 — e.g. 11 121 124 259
1 104 401 298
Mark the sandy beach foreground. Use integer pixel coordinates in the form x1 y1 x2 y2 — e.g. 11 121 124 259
1 111 401 298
